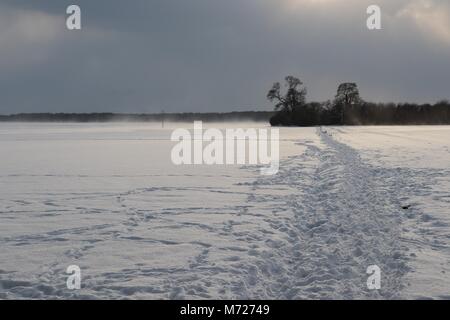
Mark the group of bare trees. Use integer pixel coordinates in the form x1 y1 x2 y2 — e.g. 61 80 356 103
267 76 450 126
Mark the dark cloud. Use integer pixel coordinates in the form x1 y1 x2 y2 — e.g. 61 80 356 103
0 0 449 114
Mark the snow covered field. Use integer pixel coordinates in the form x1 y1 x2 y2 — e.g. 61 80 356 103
0 123 449 299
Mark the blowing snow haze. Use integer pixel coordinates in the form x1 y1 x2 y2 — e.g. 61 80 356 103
0 0 449 114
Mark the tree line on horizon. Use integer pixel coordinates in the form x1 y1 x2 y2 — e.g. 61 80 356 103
1 77 449 126
0 111 274 123
268 76 450 126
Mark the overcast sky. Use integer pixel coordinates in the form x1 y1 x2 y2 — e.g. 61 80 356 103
0 0 449 113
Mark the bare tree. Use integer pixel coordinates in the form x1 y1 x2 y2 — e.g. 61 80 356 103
267 76 307 112
334 83 362 124
335 83 361 105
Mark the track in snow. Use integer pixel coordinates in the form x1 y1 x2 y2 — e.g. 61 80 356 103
236 127 411 299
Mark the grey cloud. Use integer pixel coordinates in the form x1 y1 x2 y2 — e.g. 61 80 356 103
0 0 449 114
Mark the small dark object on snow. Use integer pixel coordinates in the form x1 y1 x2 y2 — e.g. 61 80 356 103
402 205 411 210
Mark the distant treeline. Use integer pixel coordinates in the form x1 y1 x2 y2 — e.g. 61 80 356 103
270 101 450 126
0 111 274 123
268 76 450 126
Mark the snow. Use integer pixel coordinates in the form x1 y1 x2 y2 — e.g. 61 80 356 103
331 126 450 299
0 123 449 299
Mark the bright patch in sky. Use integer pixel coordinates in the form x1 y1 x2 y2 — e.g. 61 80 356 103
398 0 450 45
